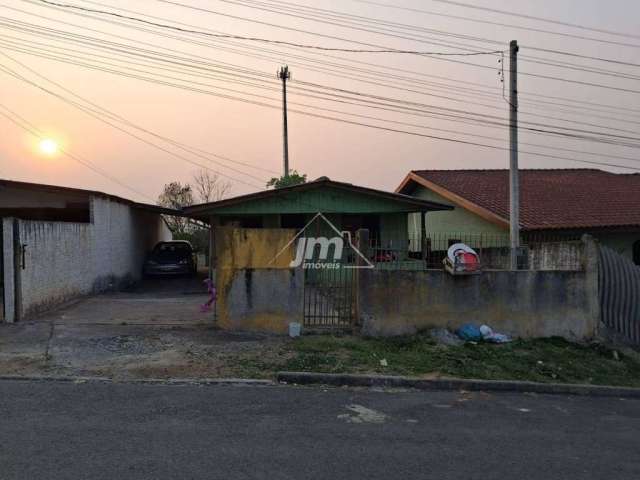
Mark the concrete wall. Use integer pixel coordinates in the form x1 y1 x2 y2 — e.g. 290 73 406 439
222 268 303 333
359 266 599 340
215 227 301 332
12 196 171 319
2 218 16 322
18 221 93 318
211 228 599 340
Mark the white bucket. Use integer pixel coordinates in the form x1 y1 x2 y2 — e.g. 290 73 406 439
289 322 301 338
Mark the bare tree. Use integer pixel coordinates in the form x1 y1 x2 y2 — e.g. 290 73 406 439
192 169 232 203
157 182 194 235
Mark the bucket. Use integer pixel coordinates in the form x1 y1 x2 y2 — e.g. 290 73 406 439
289 322 301 338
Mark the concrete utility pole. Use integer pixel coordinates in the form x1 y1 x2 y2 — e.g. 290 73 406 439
509 40 520 270
278 65 291 177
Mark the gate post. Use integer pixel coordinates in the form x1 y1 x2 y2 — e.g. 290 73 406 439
354 229 370 328
582 234 600 338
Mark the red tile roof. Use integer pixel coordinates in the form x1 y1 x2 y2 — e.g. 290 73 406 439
399 169 640 231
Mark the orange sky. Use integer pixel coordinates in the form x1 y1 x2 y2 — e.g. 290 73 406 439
1 0 639 203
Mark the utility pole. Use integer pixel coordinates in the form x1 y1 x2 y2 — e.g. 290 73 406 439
278 65 291 177
509 40 520 270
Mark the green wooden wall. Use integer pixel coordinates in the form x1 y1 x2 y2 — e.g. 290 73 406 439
208 186 428 215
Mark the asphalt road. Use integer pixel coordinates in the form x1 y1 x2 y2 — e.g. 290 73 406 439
1 380 639 479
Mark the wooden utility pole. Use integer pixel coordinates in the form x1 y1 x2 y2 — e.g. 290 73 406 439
509 40 520 270
278 65 291 177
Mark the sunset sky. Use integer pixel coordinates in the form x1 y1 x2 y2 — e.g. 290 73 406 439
1 0 639 203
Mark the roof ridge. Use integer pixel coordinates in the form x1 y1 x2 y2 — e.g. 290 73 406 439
411 168 606 173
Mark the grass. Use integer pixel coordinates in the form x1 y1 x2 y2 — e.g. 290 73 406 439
273 333 640 388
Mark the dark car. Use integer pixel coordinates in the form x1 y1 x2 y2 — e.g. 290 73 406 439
144 241 197 276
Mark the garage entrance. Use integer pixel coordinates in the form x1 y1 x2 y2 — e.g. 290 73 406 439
35 273 211 326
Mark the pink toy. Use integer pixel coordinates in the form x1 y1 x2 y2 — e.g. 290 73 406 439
200 278 217 312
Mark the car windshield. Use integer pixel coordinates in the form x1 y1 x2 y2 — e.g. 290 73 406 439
152 243 191 258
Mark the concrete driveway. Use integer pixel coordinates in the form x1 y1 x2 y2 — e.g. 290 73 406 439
0 275 288 380
51 275 212 326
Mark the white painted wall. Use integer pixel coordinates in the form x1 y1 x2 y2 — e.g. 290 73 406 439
2 218 15 322
15 196 171 319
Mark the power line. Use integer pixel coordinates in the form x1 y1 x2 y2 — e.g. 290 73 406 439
14 0 555 115
4 30 640 152
33 0 504 56
179 0 504 54
5 32 640 150
45 0 505 76
6 3 509 106
4 44 640 172
8 9 640 140
0 103 157 202
521 45 640 69
0 66 267 189
7 2 640 154
293 78 640 135
122 0 640 92
22 0 640 116
0 49 279 176
222 0 640 71
351 0 640 50
429 0 640 41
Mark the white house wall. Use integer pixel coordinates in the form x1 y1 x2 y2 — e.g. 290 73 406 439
2 218 16 322
15 195 171 319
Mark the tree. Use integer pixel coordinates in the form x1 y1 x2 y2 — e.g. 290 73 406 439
192 169 232 203
266 170 307 189
157 182 194 235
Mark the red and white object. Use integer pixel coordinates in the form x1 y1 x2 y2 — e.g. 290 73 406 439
445 243 481 274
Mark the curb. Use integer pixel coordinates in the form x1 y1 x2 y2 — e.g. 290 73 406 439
0 375 274 387
277 372 640 398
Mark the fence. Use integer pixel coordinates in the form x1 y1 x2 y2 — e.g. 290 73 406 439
213 227 599 339
370 232 584 271
599 246 640 345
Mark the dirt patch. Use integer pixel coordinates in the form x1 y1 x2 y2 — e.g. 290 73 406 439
0 355 54 376
92 335 171 355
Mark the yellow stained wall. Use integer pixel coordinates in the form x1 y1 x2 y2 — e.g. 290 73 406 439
215 227 299 332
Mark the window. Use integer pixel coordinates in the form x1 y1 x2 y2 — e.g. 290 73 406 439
281 214 307 229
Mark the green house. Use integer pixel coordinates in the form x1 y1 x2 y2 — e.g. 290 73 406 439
184 177 452 268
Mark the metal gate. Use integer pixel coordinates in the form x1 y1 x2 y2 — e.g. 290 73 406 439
599 246 640 345
302 240 358 329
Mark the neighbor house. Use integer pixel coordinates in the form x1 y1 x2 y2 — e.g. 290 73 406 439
1 179 175 322
396 169 640 264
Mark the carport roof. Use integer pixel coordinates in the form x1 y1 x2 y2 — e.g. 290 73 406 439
183 177 453 218
0 178 181 215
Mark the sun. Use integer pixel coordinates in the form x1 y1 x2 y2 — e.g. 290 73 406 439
39 138 59 156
